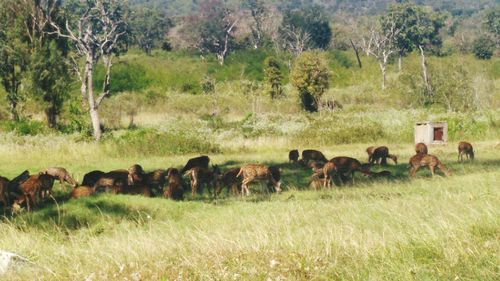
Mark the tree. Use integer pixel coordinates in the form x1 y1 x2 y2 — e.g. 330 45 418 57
473 36 495 60
280 5 332 54
381 2 446 95
381 2 446 73
361 19 401 91
185 0 239 65
263 56 283 99
19 0 72 129
0 0 30 121
484 7 500 39
243 0 267 49
130 6 172 55
291 52 330 112
42 0 128 140
29 42 71 128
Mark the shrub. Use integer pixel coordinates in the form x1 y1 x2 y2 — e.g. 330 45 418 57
201 75 216 94
291 52 331 112
472 36 495 60
263 56 283 99
0 118 49 136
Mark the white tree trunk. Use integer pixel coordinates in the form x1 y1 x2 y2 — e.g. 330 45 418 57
86 58 102 141
398 54 402 72
419 45 432 96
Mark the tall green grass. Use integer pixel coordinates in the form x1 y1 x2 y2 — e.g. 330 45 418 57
0 142 498 280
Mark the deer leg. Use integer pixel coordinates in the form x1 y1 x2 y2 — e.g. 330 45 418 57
410 166 418 177
430 165 436 176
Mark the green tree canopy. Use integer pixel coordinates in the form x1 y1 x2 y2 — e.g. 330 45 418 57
280 5 332 51
381 1 447 55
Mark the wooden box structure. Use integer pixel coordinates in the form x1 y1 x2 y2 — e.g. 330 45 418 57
415 121 448 145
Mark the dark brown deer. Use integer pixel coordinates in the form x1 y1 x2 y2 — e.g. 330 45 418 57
164 168 184 201
458 141 474 162
289 150 299 163
181 155 210 174
369 146 398 165
217 168 241 196
330 157 371 185
41 167 79 190
237 164 281 196
146 169 168 195
93 170 129 194
366 146 376 162
16 173 54 211
415 143 428 155
409 154 451 177
0 176 10 210
301 150 328 164
185 165 221 196
82 170 106 187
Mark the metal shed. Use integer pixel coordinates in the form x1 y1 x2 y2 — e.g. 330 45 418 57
415 121 448 145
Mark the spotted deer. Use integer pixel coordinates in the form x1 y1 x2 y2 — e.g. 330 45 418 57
409 154 451 177
237 164 281 196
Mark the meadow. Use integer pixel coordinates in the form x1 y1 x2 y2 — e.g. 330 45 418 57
0 138 498 280
0 47 498 280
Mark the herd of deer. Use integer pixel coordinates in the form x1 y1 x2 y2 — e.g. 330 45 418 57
0 141 474 213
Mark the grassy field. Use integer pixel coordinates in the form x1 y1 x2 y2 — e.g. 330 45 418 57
0 140 498 280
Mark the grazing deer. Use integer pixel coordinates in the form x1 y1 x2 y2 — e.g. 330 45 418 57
164 168 184 201
146 169 168 195
329 157 371 185
181 155 210 174
322 161 338 188
409 154 451 177
415 143 428 155
216 168 241 196
369 146 397 165
458 141 474 162
0 176 10 210
288 150 299 163
301 150 328 164
366 146 376 162
237 164 281 196
16 173 54 211
185 165 221 196
82 170 106 187
41 167 79 191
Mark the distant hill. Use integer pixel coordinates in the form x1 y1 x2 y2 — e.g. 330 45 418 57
129 0 498 17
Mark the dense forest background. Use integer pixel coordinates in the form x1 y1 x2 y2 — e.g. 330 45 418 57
0 0 498 148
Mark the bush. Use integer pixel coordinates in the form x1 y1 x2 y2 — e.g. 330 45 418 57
263 56 283 99
291 52 331 112
472 36 495 60
0 118 49 136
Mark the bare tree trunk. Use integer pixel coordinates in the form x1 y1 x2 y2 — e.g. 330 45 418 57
398 54 402 72
350 39 362 68
379 62 387 91
86 59 102 141
9 99 19 122
419 45 432 96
